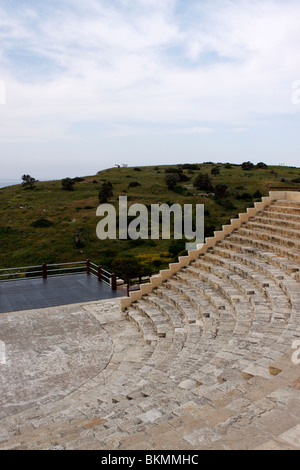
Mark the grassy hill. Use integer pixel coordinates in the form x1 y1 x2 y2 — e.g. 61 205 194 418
1 162 299 277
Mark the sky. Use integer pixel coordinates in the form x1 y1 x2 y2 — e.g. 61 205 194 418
0 0 300 180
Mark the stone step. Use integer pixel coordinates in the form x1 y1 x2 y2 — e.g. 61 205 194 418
145 292 185 329
125 308 159 344
133 299 173 338
185 259 295 366
237 226 300 250
254 214 300 231
156 285 202 325
245 220 300 240
212 244 300 306
261 209 300 224
200 252 292 317
270 200 300 208
217 239 300 277
173 268 256 346
227 232 300 263
263 206 300 217
272 199 300 207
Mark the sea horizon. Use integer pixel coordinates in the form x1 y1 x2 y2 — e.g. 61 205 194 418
0 179 22 189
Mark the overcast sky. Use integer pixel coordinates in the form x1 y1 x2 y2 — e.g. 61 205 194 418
0 0 300 180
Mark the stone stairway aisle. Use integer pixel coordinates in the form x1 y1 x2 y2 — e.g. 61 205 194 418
0 199 299 450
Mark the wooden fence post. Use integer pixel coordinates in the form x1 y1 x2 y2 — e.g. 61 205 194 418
111 273 117 291
42 263 47 279
86 259 91 275
98 265 102 282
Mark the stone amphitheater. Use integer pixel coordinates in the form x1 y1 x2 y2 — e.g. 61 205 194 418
0 191 299 450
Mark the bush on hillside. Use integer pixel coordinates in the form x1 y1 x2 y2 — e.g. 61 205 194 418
31 218 53 228
193 173 214 192
256 162 268 169
242 161 255 171
62 178 75 191
211 166 220 175
98 182 113 203
165 173 181 190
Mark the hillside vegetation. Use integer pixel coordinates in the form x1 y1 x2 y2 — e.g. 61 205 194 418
0 162 299 277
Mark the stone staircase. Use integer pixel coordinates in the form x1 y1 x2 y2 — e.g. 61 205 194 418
0 197 299 450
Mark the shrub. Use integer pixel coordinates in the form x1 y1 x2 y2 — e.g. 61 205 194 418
214 183 229 199
165 168 183 174
153 259 163 268
31 218 53 228
242 161 255 171
211 166 220 175
98 182 113 203
165 173 181 189
111 256 144 279
128 181 141 188
253 190 263 198
205 224 216 238
236 192 253 200
62 177 75 191
168 239 187 257
181 163 200 170
179 173 190 182
22 174 38 189
193 173 214 192
256 162 268 169
73 177 85 182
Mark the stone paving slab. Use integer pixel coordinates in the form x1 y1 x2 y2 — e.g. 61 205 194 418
0 302 114 419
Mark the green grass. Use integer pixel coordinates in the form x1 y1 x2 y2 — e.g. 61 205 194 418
0 163 299 275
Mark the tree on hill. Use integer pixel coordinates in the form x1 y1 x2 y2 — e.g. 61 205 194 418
98 181 113 203
111 256 143 279
256 162 268 169
62 177 75 191
214 183 229 199
241 161 254 171
211 166 220 175
165 173 181 190
193 173 214 192
22 174 37 189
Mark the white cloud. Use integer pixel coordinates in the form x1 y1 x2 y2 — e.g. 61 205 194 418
0 0 300 143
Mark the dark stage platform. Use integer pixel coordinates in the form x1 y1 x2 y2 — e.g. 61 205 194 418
0 274 126 313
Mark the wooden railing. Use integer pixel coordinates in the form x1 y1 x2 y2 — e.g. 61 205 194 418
126 274 153 297
0 259 119 291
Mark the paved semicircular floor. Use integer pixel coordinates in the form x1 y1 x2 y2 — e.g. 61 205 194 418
0 305 114 419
